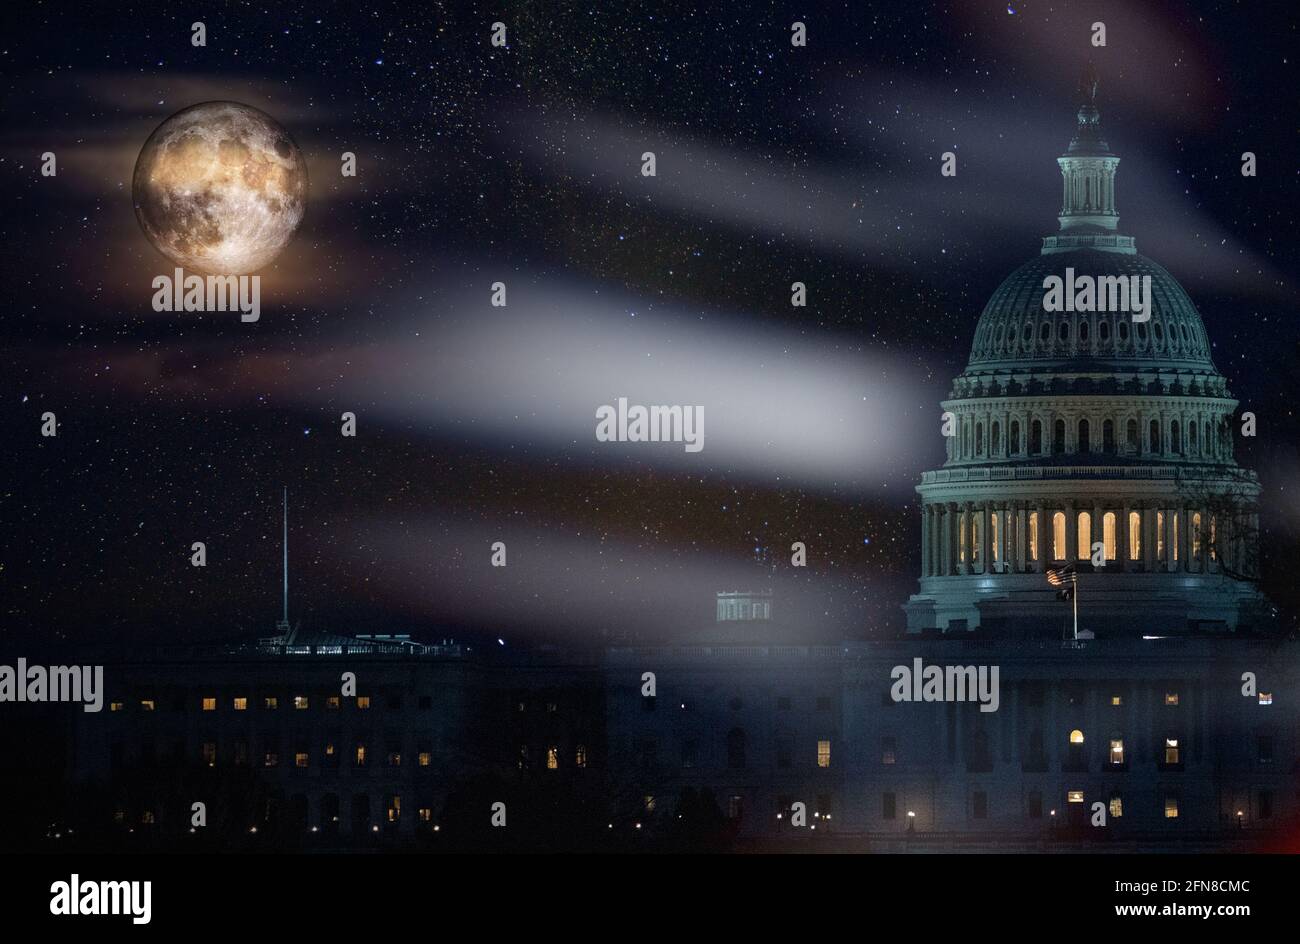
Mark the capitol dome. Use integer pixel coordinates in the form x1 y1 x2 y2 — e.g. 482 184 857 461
904 73 1268 638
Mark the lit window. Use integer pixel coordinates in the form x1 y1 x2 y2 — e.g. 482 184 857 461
140 699 155 711
264 696 278 710
1157 511 1165 559
1164 797 1179 819
141 811 155 824
1052 512 1066 560
233 697 248 711
327 696 340 709
1110 695 1122 706
418 751 431 767
263 751 278 767
643 795 656 812
1259 692 1273 706
1028 511 1039 560
547 746 559 770
1069 729 1084 744
1173 512 1180 561
387 796 401 823
1076 511 1092 560
575 744 588 768
817 740 831 768
728 795 743 819
1210 516 1217 560
295 752 309 768
294 696 309 710
1067 790 1084 803
1164 692 1179 706
418 808 432 823
202 697 217 711
546 701 558 713
1192 512 1202 557
110 701 124 712
387 750 401 767
1103 512 1117 560
1109 796 1123 818
113 810 126 823
1127 511 1141 560
355 744 367 766
1109 738 1125 765
356 696 371 709
1164 737 1180 765
324 743 336 758
201 742 216 766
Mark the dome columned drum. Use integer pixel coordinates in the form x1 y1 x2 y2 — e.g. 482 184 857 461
903 81 1269 638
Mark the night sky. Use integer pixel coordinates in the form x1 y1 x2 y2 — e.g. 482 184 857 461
3 1 1298 647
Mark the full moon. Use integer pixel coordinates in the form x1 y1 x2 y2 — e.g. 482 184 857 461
133 101 308 275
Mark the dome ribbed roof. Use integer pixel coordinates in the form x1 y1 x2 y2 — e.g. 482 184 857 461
965 250 1217 373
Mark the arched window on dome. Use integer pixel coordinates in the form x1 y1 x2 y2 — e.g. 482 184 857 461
1170 421 1181 455
1103 512 1117 560
1136 322 1148 341
1079 320 1089 342
1118 321 1129 342
1128 511 1141 561
991 421 1001 456
1103 419 1115 453
1126 419 1138 451
1023 323 1033 343
1030 419 1042 455
1154 323 1164 344
1040 322 1051 342
1010 420 1021 455
1078 418 1091 454
1053 419 1066 455
1059 322 1070 342
1099 320 1110 341
1149 419 1161 455
1077 511 1092 560
1052 512 1066 562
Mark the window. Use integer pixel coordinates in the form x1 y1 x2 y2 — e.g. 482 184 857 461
1192 512 1202 557
140 699 156 711
1157 511 1166 560
1259 692 1273 706
882 792 897 820
1128 511 1141 560
202 697 217 711
643 795 656 813
1110 694 1122 706
295 751 309 768
263 749 278 767
356 696 370 709
1109 738 1125 766
1103 512 1117 560
110 700 124 712
1028 511 1039 560
263 696 278 710
294 696 309 710
1069 729 1085 744
1052 512 1066 561
1077 511 1091 560
201 742 217 766
575 744 588 768
1164 692 1180 706
972 791 988 819
387 748 402 767
881 736 897 765
1173 512 1180 562
355 743 368 767
1164 737 1180 765
728 795 743 820
817 740 831 768
1067 790 1084 803
233 697 248 711
327 696 341 709
547 746 559 770
1109 795 1123 818
387 796 401 824
419 808 432 824
418 751 432 767
1164 796 1179 819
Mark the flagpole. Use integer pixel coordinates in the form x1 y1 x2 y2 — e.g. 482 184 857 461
1072 573 1078 641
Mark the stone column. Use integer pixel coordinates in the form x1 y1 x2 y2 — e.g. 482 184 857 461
1034 502 1046 570
1120 501 1131 573
1142 503 1156 573
979 502 991 575
962 502 974 575
1092 501 1104 566
1065 500 1078 563
921 504 932 577
1163 506 1176 572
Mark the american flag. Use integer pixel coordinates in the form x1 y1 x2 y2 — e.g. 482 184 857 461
1046 567 1076 587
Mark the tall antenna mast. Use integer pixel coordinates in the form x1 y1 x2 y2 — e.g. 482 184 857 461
276 486 291 638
